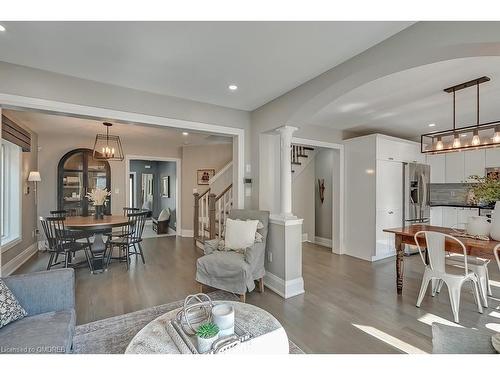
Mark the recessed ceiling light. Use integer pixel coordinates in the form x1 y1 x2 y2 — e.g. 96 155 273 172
428 123 436 127
0 25 6 32
182 132 189 136
228 84 238 91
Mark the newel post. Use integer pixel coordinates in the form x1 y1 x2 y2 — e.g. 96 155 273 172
208 193 216 240
193 192 200 242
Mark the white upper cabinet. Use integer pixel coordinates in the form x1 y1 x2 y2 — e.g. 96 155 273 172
445 152 465 183
464 149 485 181
426 154 446 183
485 148 500 168
376 160 403 210
377 137 424 163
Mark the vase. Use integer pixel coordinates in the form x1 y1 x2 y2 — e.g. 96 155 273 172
196 333 219 353
94 205 104 219
212 304 234 338
490 201 500 240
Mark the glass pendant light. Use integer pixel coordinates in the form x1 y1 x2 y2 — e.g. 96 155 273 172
452 133 461 148
435 136 444 150
472 129 481 146
494 126 500 143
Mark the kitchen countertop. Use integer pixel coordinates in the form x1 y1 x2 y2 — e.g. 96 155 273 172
430 203 493 209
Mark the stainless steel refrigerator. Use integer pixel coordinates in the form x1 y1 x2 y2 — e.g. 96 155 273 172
403 162 431 254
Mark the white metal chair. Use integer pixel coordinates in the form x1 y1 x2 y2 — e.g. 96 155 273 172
441 254 491 308
414 231 483 323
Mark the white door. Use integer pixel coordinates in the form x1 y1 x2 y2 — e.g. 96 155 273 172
427 154 445 183
485 148 500 168
442 207 458 228
430 207 443 226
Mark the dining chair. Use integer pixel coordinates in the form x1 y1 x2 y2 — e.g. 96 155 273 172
414 230 483 323
105 210 148 270
40 216 94 272
440 254 492 308
50 209 89 241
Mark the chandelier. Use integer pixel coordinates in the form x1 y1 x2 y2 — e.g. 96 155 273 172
421 76 500 154
92 122 124 161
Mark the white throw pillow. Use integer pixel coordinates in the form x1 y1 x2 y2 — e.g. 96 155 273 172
158 208 171 221
224 218 259 251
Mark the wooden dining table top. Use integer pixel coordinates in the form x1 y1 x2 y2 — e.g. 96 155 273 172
64 215 129 229
384 224 500 259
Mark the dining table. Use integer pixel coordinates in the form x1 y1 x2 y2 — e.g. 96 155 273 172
383 224 500 295
64 215 129 271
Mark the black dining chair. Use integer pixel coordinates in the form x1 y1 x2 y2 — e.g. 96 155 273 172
49 209 90 241
40 216 95 272
105 210 148 270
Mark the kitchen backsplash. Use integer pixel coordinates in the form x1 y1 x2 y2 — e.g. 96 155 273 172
430 183 471 205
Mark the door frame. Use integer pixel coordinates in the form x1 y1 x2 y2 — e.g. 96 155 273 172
0 92 245 214
291 137 345 255
128 171 137 208
126 155 181 236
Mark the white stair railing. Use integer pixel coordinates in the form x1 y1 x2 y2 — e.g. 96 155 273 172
215 184 233 239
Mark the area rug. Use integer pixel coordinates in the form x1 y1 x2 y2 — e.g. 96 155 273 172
73 290 304 354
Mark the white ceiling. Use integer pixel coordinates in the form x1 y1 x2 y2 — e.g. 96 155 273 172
0 21 412 110
4 109 232 146
311 56 500 140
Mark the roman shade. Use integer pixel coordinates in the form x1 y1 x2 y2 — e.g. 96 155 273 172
2 115 31 152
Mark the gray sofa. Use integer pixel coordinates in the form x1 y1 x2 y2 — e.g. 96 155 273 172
196 209 270 302
0 268 76 354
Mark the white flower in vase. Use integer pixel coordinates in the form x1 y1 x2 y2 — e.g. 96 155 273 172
85 188 111 206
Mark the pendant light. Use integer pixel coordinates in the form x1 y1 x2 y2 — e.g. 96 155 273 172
92 122 124 161
421 76 500 154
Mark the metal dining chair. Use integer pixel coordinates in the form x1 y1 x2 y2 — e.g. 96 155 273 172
105 210 148 270
40 216 95 272
414 230 483 323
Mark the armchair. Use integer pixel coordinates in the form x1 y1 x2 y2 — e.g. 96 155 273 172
195 209 269 303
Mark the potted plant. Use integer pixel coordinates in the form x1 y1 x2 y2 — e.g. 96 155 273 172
85 188 111 219
196 322 219 353
466 175 500 207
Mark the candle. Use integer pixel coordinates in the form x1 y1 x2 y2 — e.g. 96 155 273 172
212 304 234 337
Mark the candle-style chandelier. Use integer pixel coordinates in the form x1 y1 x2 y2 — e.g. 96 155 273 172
92 122 124 161
421 76 500 154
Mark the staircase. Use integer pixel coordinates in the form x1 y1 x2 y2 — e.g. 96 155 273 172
193 183 233 247
291 144 315 175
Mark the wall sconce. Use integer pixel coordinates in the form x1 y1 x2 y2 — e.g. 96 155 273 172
28 171 41 204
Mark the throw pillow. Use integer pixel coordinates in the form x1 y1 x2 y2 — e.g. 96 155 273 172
224 218 259 251
492 333 500 353
255 231 264 243
0 279 27 328
432 323 496 354
158 208 171 222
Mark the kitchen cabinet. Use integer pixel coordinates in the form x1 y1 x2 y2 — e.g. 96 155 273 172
430 207 443 226
445 152 465 183
485 148 500 168
442 207 458 228
464 149 485 181
345 134 423 262
426 154 446 183
377 136 424 163
457 207 479 230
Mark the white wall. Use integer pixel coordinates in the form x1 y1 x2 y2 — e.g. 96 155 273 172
292 158 315 241
315 149 334 241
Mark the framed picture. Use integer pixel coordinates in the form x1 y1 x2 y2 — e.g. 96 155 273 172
197 169 215 185
161 176 170 198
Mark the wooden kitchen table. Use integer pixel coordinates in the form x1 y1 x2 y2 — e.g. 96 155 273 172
65 215 129 271
383 224 500 295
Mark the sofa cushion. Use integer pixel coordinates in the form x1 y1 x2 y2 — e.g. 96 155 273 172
0 279 27 329
0 309 75 354
432 323 496 354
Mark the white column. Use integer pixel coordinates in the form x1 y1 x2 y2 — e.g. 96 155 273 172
276 126 298 218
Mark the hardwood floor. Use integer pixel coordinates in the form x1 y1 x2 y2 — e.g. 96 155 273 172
16 238 500 354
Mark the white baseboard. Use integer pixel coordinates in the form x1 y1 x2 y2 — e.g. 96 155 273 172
371 251 396 262
181 229 194 238
1 242 38 276
264 272 305 299
313 236 332 248
301 233 308 242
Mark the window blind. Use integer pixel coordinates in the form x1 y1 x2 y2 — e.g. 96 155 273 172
1 115 31 152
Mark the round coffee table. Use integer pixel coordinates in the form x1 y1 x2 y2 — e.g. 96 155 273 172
125 301 289 354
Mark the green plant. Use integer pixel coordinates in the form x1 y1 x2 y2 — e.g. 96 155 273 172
467 175 500 205
196 322 219 339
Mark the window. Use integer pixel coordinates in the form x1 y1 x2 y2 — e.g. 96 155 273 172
1 139 21 249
